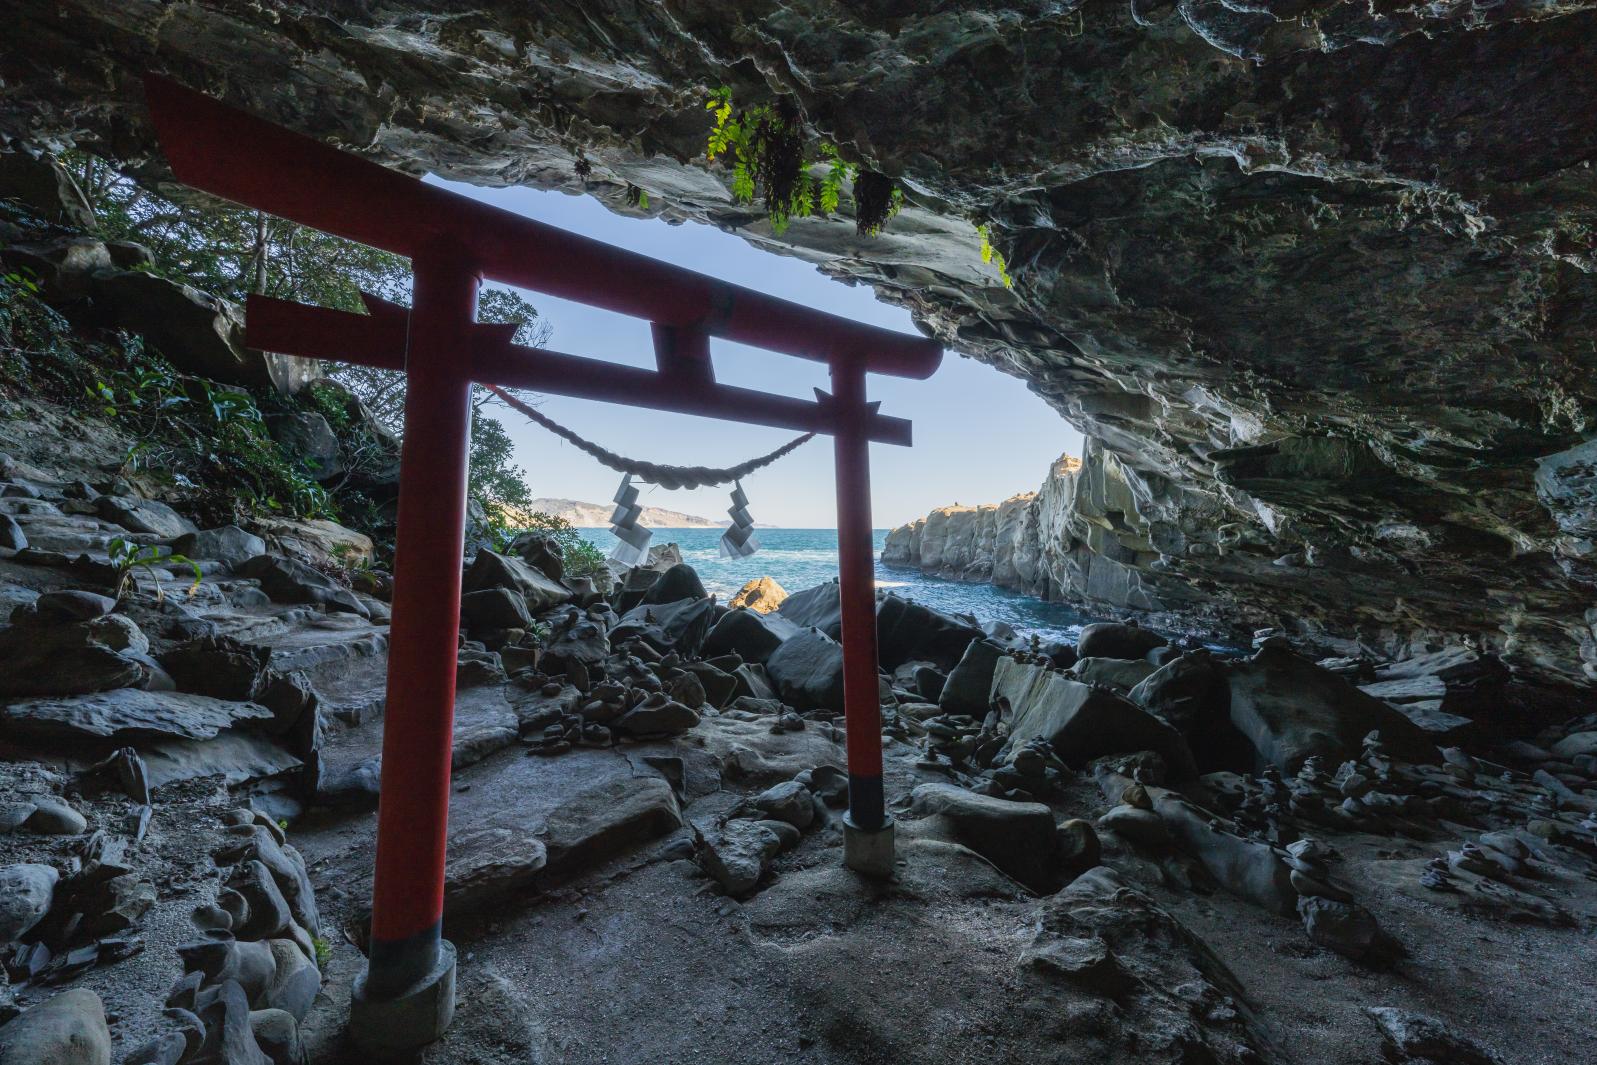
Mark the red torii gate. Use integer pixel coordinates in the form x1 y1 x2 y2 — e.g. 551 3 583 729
144 77 941 1051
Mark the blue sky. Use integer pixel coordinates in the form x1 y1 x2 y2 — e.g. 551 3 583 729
436 179 1080 527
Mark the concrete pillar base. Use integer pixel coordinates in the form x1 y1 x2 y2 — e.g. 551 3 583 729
843 813 897 878
350 938 457 1057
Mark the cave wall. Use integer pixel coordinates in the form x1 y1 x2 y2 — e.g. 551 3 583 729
4 0 1596 686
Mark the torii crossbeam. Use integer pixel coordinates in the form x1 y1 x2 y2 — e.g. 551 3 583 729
144 75 941 1052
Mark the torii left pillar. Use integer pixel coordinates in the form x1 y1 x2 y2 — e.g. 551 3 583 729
348 239 480 1054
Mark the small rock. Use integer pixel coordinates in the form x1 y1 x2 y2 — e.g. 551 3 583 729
1366 1007 1503 1065
1297 895 1383 961
699 819 782 895
747 781 814 829
24 798 87 835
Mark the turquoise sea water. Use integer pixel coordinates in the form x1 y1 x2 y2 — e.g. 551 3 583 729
577 527 1093 644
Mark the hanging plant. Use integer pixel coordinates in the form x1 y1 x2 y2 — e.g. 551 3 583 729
706 87 900 237
853 169 903 236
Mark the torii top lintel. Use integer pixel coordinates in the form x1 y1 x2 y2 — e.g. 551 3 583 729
141 74 942 381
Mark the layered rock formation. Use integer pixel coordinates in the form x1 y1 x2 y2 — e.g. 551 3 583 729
4 1 1595 690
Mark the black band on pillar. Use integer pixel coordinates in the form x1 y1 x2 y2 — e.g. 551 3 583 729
847 772 886 831
365 920 442 999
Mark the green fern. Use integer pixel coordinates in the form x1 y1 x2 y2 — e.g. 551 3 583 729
704 88 901 238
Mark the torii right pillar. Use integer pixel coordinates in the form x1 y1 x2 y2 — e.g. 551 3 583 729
830 360 896 876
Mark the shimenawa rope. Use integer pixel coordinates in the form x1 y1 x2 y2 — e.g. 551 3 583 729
484 384 814 490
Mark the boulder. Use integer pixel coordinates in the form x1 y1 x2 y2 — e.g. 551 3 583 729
746 781 814 829
911 664 946 702
90 268 314 393
765 628 846 712
227 860 292 940
777 586 981 669
507 531 564 580
263 940 320 1022
248 1009 303 1065
992 657 1197 779
0 689 273 743
1366 1008 1503 1065
459 588 531 631
729 576 786 613
641 563 707 604
701 608 798 664
1127 650 1252 771
1224 643 1435 772
172 526 268 569
1298 895 1382 961
462 550 573 613
1056 819 1102 882
189 978 271 1065
540 775 683 875
235 555 367 617
698 819 782 895
160 635 271 701
776 582 845 631
610 597 716 657
1075 621 1166 661
878 594 983 670
0 863 58 942
0 616 157 697
909 784 1063 893
1127 651 1227 733
683 661 737 708
28 591 116 625
730 663 777 702
266 411 343 481
94 495 197 538
0 147 96 228
249 518 372 570
614 693 700 736
178 936 277 1006
1070 656 1158 692
24 798 87 835
0 988 111 1065
938 638 1003 715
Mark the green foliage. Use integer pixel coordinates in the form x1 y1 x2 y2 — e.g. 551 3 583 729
312 936 331 969
0 268 80 391
477 289 553 350
67 151 409 312
468 412 534 547
705 87 904 237
625 184 651 210
84 347 333 522
302 382 355 432
977 224 1015 289
107 537 201 601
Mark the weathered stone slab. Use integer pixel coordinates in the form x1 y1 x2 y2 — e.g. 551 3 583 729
0 689 272 742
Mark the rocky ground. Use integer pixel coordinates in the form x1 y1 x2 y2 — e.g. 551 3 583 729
1 34 1595 1063
3 403 1595 1063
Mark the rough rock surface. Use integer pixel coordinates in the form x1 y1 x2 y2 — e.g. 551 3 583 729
7 2 1597 692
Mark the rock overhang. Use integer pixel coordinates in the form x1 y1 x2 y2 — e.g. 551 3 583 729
5 0 1596 685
